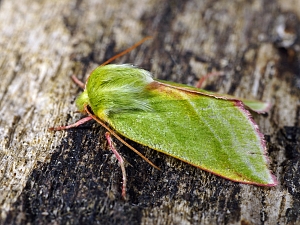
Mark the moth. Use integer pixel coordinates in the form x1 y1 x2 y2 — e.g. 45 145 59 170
51 37 277 199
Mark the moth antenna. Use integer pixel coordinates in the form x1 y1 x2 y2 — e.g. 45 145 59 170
100 36 152 66
85 37 152 83
84 105 160 171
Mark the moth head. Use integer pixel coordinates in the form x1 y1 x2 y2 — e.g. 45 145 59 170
75 90 89 112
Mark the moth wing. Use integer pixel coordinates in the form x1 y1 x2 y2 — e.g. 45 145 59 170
106 81 277 186
157 79 271 113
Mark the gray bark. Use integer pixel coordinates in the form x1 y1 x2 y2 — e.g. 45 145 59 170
0 0 299 224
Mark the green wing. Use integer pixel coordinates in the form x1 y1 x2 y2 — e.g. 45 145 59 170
156 79 271 113
106 80 276 186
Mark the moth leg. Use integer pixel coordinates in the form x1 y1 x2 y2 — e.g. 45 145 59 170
196 71 225 88
84 105 161 171
71 75 85 89
105 132 127 200
49 116 93 131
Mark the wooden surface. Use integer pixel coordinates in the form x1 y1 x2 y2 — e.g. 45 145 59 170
0 0 300 224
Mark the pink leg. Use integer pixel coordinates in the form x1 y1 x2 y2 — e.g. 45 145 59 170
196 71 225 88
105 132 127 200
49 116 93 131
71 75 85 89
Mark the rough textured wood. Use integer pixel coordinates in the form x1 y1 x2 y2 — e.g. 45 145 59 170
0 0 299 224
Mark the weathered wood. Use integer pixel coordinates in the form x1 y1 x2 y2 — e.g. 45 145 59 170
0 0 299 224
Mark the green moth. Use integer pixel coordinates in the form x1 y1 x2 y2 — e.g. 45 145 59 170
51 39 277 198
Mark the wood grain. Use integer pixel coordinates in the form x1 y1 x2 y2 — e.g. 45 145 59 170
0 0 299 224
